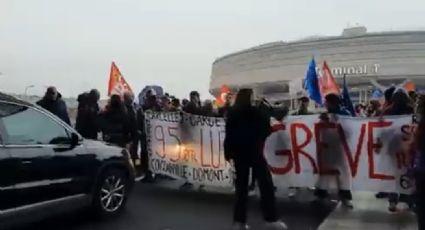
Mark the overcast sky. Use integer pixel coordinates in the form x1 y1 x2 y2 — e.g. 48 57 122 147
1 0 425 99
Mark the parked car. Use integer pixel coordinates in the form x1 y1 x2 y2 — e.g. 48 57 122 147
0 92 135 229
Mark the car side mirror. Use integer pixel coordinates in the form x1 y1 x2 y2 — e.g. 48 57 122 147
71 133 80 148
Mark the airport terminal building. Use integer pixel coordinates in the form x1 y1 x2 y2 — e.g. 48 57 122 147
209 27 425 105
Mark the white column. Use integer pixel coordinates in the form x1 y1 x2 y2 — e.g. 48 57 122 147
359 90 363 104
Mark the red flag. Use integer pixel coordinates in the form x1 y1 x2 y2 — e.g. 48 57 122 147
108 62 133 96
216 85 231 107
320 61 340 96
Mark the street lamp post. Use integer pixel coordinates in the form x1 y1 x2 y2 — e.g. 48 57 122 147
25 85 35 96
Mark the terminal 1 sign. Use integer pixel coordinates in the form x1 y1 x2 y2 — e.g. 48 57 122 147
316 64 380 77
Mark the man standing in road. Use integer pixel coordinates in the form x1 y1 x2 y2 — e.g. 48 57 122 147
37 86 71 125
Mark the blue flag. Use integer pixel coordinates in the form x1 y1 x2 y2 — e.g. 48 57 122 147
304 58 322 105
341 75 356 116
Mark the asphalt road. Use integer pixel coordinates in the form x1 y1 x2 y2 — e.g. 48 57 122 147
12 182 336 230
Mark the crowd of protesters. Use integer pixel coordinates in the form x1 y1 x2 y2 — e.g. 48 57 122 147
35 85 425 230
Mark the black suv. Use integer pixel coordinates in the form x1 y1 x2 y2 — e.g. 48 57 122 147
0 93 135 229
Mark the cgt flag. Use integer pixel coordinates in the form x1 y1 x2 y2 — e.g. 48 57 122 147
108 62 133 96
215 85 231 107
320 61 340 96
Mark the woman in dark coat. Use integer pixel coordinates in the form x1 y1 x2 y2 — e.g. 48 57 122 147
100 95 131 148
224 88 287 230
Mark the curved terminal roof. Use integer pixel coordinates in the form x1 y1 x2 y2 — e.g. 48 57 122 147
210 27 425 98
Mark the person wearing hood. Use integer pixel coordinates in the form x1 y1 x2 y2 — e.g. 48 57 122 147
75 89 100 139
37 86 71 125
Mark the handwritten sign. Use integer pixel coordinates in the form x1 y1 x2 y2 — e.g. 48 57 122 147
145 112 415 194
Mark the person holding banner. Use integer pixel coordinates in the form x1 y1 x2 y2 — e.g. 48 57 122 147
224 88 287 230
414 95 425 230
382 89 415 212
314 93 354 208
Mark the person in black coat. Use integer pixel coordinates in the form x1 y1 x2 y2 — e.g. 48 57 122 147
37 86 71 125
100 95 131 148
75 89 100 139
224 88 287 230
124 92 139 165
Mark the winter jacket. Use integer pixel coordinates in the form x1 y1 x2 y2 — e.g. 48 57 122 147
100 109 131 147
75 102 100 139
224 106 271 162
37 97 71 125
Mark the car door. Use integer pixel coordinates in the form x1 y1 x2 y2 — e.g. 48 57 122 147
0 122 17 212
0 102 83 207
0 102 25 211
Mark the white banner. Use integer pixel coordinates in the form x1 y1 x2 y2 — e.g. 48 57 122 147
145 112 416 194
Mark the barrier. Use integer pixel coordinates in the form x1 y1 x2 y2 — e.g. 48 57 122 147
145 111 415 194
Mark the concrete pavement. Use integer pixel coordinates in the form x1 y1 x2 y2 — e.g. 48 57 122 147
318 192 417 230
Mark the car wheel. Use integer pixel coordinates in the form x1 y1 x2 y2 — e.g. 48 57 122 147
92 168 129 217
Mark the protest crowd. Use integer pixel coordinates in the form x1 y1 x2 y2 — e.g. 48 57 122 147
34 81 425 230
30 55 425 230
